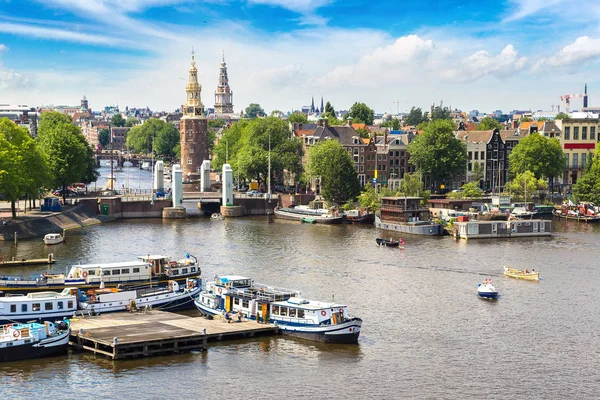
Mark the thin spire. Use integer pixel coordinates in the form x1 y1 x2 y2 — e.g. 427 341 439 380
191 46 195 61
222 48 225 62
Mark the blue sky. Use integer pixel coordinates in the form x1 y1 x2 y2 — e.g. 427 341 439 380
1 0 599 114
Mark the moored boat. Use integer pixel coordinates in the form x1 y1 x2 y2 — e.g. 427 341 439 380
503 266 539 281
0 319 70 362
477 279 498 299
274 207 343 224
375 238 405 247
43 233 64 245
0 290 77 324
344 209 375 224
376 197 443 235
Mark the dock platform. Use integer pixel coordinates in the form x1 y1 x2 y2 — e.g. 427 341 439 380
0 254 56 267
69 310 279 359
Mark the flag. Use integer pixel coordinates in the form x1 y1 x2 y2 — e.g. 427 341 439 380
399 238 405 246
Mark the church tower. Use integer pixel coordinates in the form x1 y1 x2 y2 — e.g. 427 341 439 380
214 51 234 114
180 49 209 179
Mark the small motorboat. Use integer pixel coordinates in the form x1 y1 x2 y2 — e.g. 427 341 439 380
43 233 64 245
503 266 539 281
477 279 498 299
376 238 405 248
0 319 70 362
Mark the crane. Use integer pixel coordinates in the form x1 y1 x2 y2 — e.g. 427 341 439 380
560 93 585 113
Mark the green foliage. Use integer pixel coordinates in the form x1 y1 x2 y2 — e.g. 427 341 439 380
358 183 379 209
461 182 483 199
446 191 463 199
554 112 569 120
347 102 374 125
537 117 549 122
416 121 430 130
288 112 308 124
507 171 548 201
111 114 126 127
212 117 303 184
430 103 451 121
405 107 425 127
478 116 502 131
519 117 532 123
399 172 425 197
98 128 110 148
573 147 600 202
381 118 400 130
356 127 370 138
472 161 484 183
208 119 227 129
508 134 564 179
324 101 336 117
245 103 265 119
407 120 468 188
126 119 180 158
125 117 139 127
306 139 361 203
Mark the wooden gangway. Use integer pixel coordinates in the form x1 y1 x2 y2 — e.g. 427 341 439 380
69 310 278 359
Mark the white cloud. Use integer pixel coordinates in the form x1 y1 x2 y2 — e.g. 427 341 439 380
441 45 528 83
0 22 132 47
503 0 564 21
546 36 600 67
0 62 31 90
0 44 8 52
248 0 332 13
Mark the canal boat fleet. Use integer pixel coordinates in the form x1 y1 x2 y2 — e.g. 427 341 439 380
194 275 362 344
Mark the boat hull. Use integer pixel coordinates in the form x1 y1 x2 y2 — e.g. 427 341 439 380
0 310 75 325
80 287 200 314
376 238 400 247
274 209 343 224
277 318 362 344
504 271 539 281
375 216 442 236
0 330 69 362
478 291 499 299
43 238 64 245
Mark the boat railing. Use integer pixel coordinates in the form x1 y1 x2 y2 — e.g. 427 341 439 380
272 316 314 325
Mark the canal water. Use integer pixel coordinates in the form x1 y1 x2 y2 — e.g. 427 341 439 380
1 218 599 399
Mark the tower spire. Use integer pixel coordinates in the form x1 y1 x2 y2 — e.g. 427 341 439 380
214 50 234 114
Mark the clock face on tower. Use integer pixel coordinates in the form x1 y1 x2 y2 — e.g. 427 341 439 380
195 108 202 116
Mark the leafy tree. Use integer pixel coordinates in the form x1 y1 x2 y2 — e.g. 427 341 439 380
347 102 374 125
326 115 343 126
405 107 425 126
306 139 361 203
519 117 532 123
36 112 94 203
461 182 483 199
0 119 50 217
358 183 379 210
508 134 564 180
324 101 336 117
416 121 430 130
98 128 110 148
478 116 502 131
399 172 425 197
472 161 484 184
126 119 180 158
381 118 400 130
573 147 600 202
554 112 569 120
111 114 126 127
208 119 227 129
537 117 549 122
125 117 139 127
430 103 451 121
407 120 467 190
245 103 265 119
507 171 548 201
288 112 308 124
356 127 370 139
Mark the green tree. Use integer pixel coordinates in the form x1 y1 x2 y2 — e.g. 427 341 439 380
573 147 600 202
111 114 126 127
461 182 483 199
358 183 380 210
507 171 548 201
324 101 336 117
508 134 564 180
519 117 532 123
288 112 308 124
478 116 502 131
405 107 425 126
407 120 467 190
245 103 265 119
356 127 370 139
381 118 400 130
555 112 569 120
208 119 227 129
126 119 180 158
399 172 425 197
98 128 110 148
472 161 484 184
306 139 361 203
347 102 374 125
537 117 549 122
125 117 139 127
430 103 451 121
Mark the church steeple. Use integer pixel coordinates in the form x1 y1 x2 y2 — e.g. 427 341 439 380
311 96 315 113
214 50 234 114
320 96 324 113
183 48 205 117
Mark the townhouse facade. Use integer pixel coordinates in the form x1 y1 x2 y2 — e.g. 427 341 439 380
554 118 599 184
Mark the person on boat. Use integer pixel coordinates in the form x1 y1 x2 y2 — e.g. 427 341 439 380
225 312 231 323
525 269 529 274
237 310 243 322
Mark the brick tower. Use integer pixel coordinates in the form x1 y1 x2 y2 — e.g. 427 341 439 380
180 49 208 180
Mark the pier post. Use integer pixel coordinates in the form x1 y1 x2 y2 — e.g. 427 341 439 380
14 232 17 245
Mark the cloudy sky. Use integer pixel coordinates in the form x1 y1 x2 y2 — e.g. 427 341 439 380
0 0 599 114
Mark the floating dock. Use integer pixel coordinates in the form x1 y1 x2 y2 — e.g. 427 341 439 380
69 310 279 359
0 254 56 267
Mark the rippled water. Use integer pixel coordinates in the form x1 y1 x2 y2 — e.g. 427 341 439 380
1 218 599 399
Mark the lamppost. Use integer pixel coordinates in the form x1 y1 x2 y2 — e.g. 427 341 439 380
267 131 271 201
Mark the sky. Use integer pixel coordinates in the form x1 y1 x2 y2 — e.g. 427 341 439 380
1 0 600 115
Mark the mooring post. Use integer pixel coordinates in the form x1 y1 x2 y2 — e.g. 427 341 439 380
14 232 17 246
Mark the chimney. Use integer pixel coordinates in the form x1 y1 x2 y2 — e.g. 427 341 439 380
324 119 329 128
298 123 303 131
317 119 323 127
384 129 388 145
584 83 588 108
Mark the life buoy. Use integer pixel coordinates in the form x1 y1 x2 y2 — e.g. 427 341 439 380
82 271 88 278
12 330 20 338
320 310 326 316
218 288 222 294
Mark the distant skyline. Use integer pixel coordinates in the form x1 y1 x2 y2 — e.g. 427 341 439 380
0 0 599 114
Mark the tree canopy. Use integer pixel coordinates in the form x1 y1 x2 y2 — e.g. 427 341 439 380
573 147 600 202
347 102 374 125
508 134 564 179
405 107 425 127
381 118 400 130
554 112 569 120
507 171 548 201
245 103 265 119
407 120 467 189
98 128 110 148
212 117 303 185
126 119 180 158
478 116 503 131
125 117 139 127
208 119 227 129
306 139 361 204
110 114 126 127
324 101 336 118
430 103 451 121
288 112 308 124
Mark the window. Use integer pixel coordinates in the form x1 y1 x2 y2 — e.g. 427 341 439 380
481 151 485 159
21 304 27 312
468 163 472 172
474 152 478 160
182 268 188 274
361 147 364 153
112 269 121 275
187 158 193 165
581 153 587 169
389 151 393 157
133 268 140 273
189 147 194 153
121 269 130 274
10 304 16 313
191 267 196 272
242 300 249 308
298 309 305 318
87 270 95 276
57 301 64 310
468 151 472 160
591 127 596 140
360 165 364 172
360 156 364 163
272 306 279 315
172 270 179 275
565 154 569 167
573 153 578 168
103 270 111 276
573 127 579 140
582 127 588 140
33 303 41 311
564 126 570 140
280 307 288 316
68 301 74 309
45 302 53 311
234 298 240 305
289 308 297 318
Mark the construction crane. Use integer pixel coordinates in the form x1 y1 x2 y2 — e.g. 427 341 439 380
560 93 585 113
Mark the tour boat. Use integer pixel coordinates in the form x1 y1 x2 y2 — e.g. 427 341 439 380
477 279 499 299
376 238 405 247
74 278 201 314
503 266 539 281
0 319 70 362
274 207 344 224
0 290 77 324
43 233 64 245
0 254 201 294
194 275 362 344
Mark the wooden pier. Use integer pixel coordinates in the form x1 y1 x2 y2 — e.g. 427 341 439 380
69 310 279 359
0 254 56 267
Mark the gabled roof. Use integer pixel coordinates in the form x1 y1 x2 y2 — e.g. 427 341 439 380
499 129 526 141
295 129 316 137
540 121 561 133
456 130 494 143
313 125 362 146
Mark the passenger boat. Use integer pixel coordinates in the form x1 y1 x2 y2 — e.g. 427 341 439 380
74 278 201 314
43 233 64 245
274 206 344 224
194 275 362 344
503 266 539 281
0 319 70 362
0 254 201 294
375 238 405 247
477 279 498 299
0 290 77 324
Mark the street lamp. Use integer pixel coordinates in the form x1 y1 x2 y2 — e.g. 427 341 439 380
268 131 271 200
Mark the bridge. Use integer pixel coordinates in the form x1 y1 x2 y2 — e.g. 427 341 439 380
95 153 153 168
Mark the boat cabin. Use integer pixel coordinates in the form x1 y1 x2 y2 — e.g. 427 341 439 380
0 291 76 318
454 219 552 239
380 197 432 224
271 297 349 325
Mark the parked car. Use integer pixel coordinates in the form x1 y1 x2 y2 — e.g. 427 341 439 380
53 188 78 197
247 190 263 197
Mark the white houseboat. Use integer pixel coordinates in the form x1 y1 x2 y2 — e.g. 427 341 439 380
0 319 70 362
454 219 551 240
0 291 77 324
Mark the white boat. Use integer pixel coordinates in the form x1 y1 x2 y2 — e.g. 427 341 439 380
273 207 344 224
0 290 77 324
75 278 201 314
510 207 535 219
194 275 362 344
0 319 70 362
477 279 499 299
123 161 133 168
43 233 64 245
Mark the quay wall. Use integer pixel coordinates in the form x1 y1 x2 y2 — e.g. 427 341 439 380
98 197 172 219
237 198 277 216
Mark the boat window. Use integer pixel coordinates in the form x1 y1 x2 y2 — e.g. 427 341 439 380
289 308 297 318
172 270 179 276
32 303 41 311
280 307 288 316
133 268 140 273
242 300 249 308
45 302 53 311
272 306 279 315
191 267 196 272
297 309 305 318
121 269 130 274
103 270 111 276
88 270 95 276
68 301 73 309
21 304 27 312
57 301 64 310
112 269 121 275
10 304 16 313
182 268 188 274
234 298 240 305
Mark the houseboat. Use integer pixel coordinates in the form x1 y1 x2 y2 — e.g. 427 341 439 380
375 197 443 235
0 290 77 324
553 202 600 222
0 254 200 294
454 219 551 240
344 209 375 224
74 278 200 314
274 206 344 224
194 275 362 344
0 319 70 362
